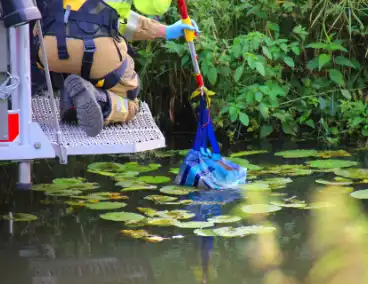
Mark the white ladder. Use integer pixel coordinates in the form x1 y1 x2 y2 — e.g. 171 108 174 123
0 11 166 189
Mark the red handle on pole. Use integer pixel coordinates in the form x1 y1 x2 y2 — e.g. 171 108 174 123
177 0 189 19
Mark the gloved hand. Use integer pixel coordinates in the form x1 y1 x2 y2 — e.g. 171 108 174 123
166 19 200 40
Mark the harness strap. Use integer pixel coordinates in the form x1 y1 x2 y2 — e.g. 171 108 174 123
90 59 128 89
192 95 221 156
81 38 96 80
56 3 69 59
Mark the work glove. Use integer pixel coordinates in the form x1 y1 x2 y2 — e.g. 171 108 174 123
166 19 200 40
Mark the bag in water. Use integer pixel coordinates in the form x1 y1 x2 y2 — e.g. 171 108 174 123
175 96 247 190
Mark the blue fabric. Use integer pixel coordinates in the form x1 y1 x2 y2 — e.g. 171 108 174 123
175 95 247 190
166 19 200 40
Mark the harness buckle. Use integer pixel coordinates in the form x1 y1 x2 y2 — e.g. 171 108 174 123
83 39 96 54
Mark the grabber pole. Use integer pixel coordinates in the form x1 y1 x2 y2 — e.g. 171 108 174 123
177 0 204 95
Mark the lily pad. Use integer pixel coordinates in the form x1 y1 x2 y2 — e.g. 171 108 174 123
31 183 68 192
239 183 270 191
115 179 139 188
120 229 150 239
169 168 180 174
88 162 126 173
207 215 241 224
100 212 145 222
46 189 83 197
241 204 282 214
65 200 87 207
159 185 198 195
71 192 128 201
137 207 157 217
138 176 171 184
306 159 358 169
230 150 268 158
85 201 127 210
226 157 263 170
113 172 140 180
303 202 335 209
156 210 195 220
159 200 194 205
154 151 176 158
176 221 214 229
52 177 85 185
147 218 181 227
194 228 217 237
67 182 100 191
350 189 368 199
144 195 178 203
262 177 293 186
2 213 38 222
334 168 368 179
315 179 353 186
315 150 351 159
275 149 318 158
178 149 190 156
213 225 276 237
121 184 158 192
124 162 161 173
270 200 307 208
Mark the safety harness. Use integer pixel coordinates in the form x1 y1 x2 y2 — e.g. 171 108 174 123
41 0 131 90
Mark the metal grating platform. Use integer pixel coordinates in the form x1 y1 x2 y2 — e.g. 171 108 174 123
31 96 166 159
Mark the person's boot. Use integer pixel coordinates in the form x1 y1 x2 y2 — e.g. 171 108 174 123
59 86 77 123
63 74 104 137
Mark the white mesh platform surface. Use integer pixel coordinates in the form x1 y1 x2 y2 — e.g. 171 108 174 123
31 96 166 157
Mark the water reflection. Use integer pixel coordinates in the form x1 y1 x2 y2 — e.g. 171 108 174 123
185 189 242 283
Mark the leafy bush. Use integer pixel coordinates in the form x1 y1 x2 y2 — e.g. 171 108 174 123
132 0 368 145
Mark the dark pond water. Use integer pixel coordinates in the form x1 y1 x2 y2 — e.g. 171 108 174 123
0 137 368 284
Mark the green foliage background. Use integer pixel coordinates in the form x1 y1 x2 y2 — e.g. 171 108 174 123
132 0 368 145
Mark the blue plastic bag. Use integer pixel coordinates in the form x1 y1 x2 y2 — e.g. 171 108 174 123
175 95 247 190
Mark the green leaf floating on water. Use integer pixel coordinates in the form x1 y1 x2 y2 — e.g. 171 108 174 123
263 177 293 186
156 210 195 220
115 179 140 188
194 229 217 237
169 168 180 175
270 200 307 208
124 162 161 173
46 189 83 197
306 159 358 169
121 184 158 192
315 179 353 186
138 176 171 184
239 183 270 191
144 195 178 203
65 200 87 207
230 150 268 158
100 211 145 222
226 157 263 170
303 202 335 210
147 218 181 227
315 150 351 159
213 225 276 237
160 200 194 205
31 183 69 192
275 149 318 158
2 213 38 222
178 149 190 156
71 192 128 201
154 151 176 158
159 185 198 195
85 201 127 210
176 221 214 229
350 189 368 199
52 177 86 185
207 215 241 224
88 162 126 173
113 172 140 180
241 204 282 214
137 207 158 217
334 168 368 179
67 182 100 191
